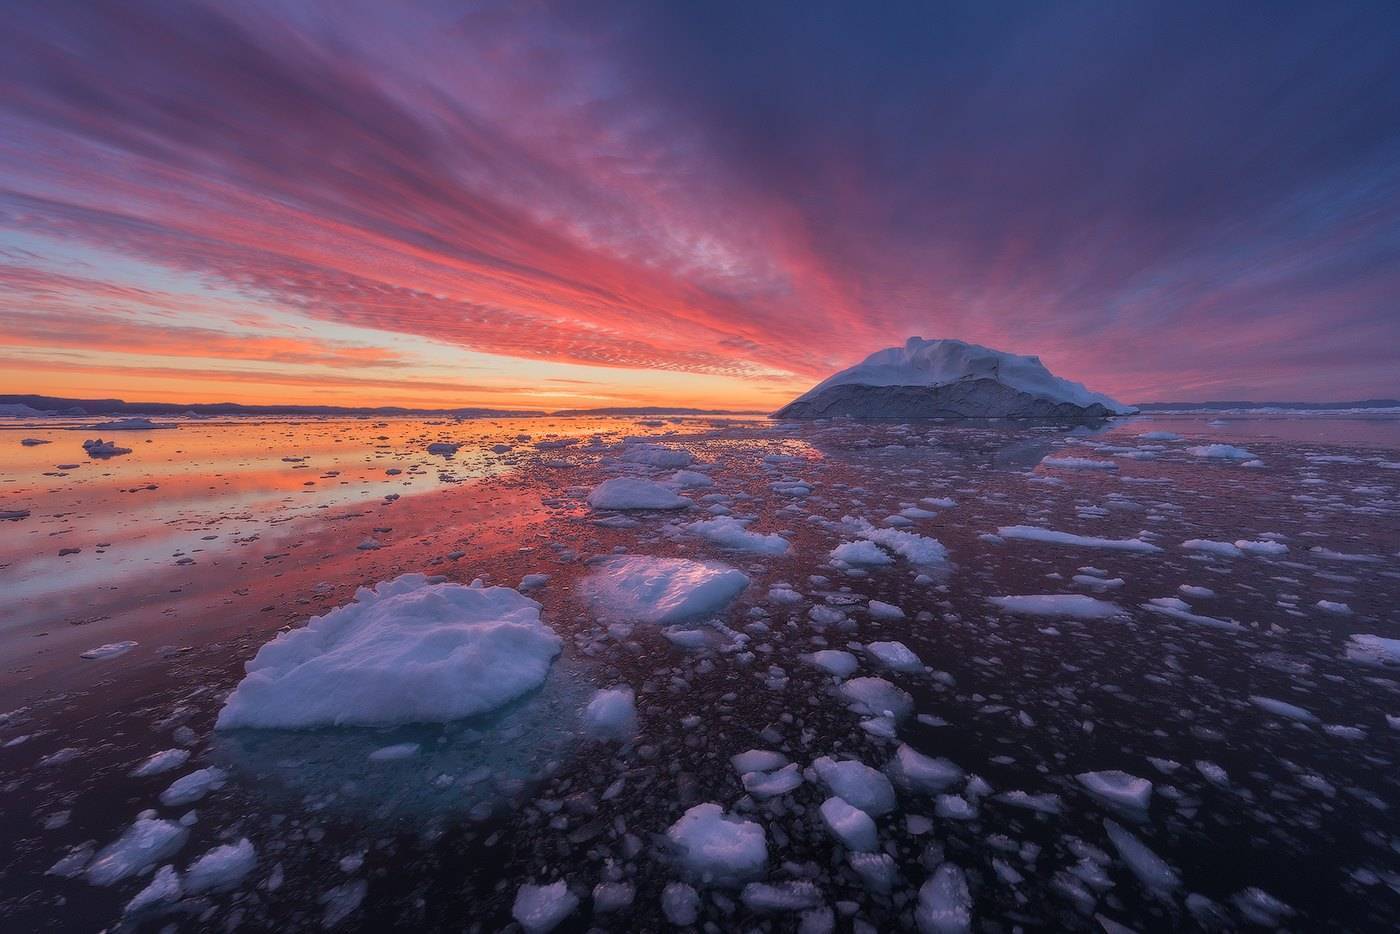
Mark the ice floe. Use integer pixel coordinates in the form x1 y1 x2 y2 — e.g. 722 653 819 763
580 556 749 624
216 575 561 729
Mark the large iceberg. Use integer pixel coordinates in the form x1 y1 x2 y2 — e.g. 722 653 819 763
775 337 1135 419
215 574 561 729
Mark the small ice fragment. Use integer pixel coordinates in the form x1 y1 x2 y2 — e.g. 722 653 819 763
837 677 914 719
124 865 181 914
368 743 421 761
916 863 972 933
80 641 138 660
86 818 189 886
988 594 1122 619
1076 770 1152 812
741 881 823 912
886 744 963 794
731 749 788 774
662 881 701 925
512 880 579 934
1249 695 1318 723
807 650 859 678
819 796 878 851
582 687 638 741
159 768 226 806
811 756 897 816
665 803 768 885
183 838 256 893
129 748 189 778
587 478 690 510
866 641 921 672
1103 819 1180 893
592 881 635 913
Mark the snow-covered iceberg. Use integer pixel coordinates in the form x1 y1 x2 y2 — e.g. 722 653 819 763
775 337 1135 419
215 574 561 729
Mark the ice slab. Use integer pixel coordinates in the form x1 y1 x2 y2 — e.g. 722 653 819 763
216 574 560 730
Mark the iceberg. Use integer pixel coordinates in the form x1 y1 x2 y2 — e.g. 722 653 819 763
776 337 1135 419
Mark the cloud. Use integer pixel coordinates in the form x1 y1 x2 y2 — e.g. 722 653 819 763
0 0 1397 403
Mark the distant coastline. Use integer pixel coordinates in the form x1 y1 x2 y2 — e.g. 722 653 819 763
0 394 764 419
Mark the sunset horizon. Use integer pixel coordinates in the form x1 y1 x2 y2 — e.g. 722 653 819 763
4 3 1398 410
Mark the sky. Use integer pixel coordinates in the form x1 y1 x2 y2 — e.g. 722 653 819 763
1 0 1398 410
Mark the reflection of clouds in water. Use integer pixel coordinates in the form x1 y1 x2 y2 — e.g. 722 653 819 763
211 669 591 822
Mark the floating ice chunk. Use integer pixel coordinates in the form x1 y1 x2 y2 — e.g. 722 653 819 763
1104 819 1179 895
620 445 692 468
321 880 367 926
592 881 635 913
812 756 897 816
742 881 822 912
1182 539 1242 557
808 605 848 628
663 628 713 649
669 469 713 488
1234 539 1286 556
125 864 181 914
215 575 560 729
160 767 227 806
807 650 858 678
580 556 749 624
512 880 579 933
768 586 803 604
837 677 914 719
666 803 768 885
916 863 972 934
1042 457 1117 470
732 749 789 774
1232 887 1295 925
742 763 804 798
830 540 892 566
853 521 950 566
662 881 700 925
129 749 189 778
1195 760 1229 786
81 641 138 660
997 526 1161 553
849 851 898 893
935 794 976 820
1315 600 1351 615
83 438 132 457
1249 695 1317 723
587 478 691 510
993 790 1063 814
184 838 256 894
1178 585 1215 598
518 573 550 591
1344 634 1400 667
1188 444 1256 460
426 442 460 455
582 687 637 741
867 601 906 621
86 818 189 886
820 796 878 851
988 595 1122 619
1076 770 1152 812
1142 599 1242 632
866 641 921 672
684 516 790 555
1140 431 1181 441
1309 546 1382 563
